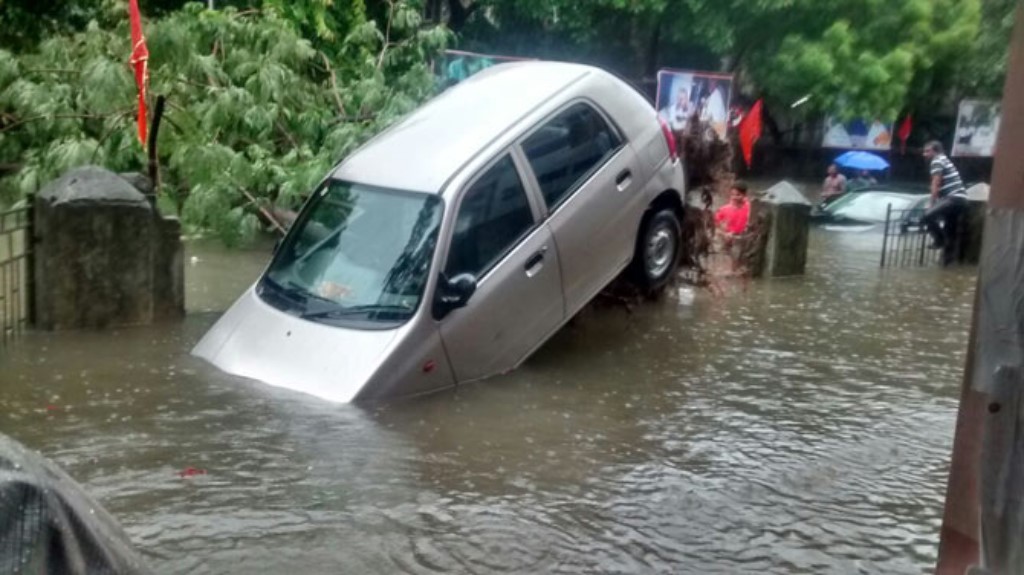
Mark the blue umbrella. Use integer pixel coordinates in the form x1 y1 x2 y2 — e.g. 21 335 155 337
834 150 889 171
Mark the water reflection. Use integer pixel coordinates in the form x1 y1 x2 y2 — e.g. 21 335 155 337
0 229 973 574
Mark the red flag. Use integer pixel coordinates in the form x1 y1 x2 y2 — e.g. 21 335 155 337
738 99 763 169
897 114 912 154
129 0 149 146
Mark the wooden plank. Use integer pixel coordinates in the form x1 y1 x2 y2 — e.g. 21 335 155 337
990 6 1024 212
936 5 1024 574
980 365 1024 573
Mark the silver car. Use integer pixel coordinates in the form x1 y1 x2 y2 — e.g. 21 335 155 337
193 61 687 403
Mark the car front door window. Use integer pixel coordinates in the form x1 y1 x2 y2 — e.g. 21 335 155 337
446 155 535 280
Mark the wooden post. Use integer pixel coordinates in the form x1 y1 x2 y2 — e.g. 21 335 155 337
147 95 166 198
936 278 985 575
881 203 891 268
936 4 1024 574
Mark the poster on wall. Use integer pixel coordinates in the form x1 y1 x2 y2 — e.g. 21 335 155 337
655 69 733 140
436 50 533 86
952 99 1001 157
822 117 893 150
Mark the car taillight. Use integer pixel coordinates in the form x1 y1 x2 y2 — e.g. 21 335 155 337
658 117 678 161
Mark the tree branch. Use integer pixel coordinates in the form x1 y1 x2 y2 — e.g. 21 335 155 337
0 111 133 133
275 120 299 149
377 0 396 70
177 77 220 91
319 53 347 117
90 110 134 163
240 188 287 235
25 68 79 75
328 113 378 125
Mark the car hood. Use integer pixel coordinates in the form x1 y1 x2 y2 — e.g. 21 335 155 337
192 286 400 403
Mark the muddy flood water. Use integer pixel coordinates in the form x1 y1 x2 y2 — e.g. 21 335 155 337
1 228 975 574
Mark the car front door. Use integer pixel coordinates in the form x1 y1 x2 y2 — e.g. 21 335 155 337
519 101 642 313
437 153 565 383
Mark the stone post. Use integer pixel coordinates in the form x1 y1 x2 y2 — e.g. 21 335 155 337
958 185 990 265
748 180 812 278
32 166 184 330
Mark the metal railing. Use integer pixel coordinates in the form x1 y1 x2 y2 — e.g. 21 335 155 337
1 204 32 346
880 203 943 268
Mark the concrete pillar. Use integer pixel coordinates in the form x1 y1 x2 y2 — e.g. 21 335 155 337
960 198 987 265
32 166 184 330
748 180 812 278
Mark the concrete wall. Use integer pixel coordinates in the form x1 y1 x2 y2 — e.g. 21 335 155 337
33 167 184 330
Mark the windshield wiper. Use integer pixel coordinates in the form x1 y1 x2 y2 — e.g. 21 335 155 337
260 277 309 307
301 304 414 320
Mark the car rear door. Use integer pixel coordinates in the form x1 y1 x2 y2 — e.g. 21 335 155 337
437 153 565 383
518 101 643 314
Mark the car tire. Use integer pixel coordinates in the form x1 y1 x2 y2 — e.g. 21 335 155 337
629 207 682 294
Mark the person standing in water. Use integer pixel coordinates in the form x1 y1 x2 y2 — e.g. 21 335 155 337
921 140 967 265
822 164 847 200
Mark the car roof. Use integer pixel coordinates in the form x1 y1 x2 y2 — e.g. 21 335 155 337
330 61 594 193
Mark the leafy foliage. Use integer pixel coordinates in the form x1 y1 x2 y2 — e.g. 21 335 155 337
460 0 991 122
0 1 449 244
1 0 1015 246
959 0 1017 98
263 0 367 46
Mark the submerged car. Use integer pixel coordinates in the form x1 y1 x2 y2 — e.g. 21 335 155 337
193 61 687 403
813 189 930 231
811 182 929 216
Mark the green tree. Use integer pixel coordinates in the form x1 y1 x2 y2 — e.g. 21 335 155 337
0 0 105 49
0 1 449 244
453 0 982 122
959 0 1017 98
263 0 367 45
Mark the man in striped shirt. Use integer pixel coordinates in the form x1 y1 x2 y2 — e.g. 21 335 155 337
921 141 966 263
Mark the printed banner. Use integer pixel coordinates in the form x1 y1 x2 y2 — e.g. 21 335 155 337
952 99 1001 157
655 69 733 140
437 50 533 86
822 117 893 150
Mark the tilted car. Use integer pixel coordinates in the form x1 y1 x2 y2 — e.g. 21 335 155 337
193 61 687 402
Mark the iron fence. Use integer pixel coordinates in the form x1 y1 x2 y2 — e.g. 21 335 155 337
1 204 32 346
880 203 943 268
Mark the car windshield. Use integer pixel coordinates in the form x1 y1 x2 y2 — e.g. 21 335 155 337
826 192 918 223
259 180 443 327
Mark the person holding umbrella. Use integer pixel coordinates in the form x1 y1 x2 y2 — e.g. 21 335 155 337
850 170 878 190
823 151 889 203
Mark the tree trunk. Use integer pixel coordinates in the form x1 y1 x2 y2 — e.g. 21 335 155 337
629 13 644 75
424 0 442 22
645 17 662 80
761 103 784 146
446 0 477 32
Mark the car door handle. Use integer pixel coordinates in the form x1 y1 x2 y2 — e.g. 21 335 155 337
524 246 547 277
616 169 633 191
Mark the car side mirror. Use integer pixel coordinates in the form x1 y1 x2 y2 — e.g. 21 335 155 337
433 273 477 319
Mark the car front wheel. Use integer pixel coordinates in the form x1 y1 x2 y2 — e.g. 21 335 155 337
629 207 682 293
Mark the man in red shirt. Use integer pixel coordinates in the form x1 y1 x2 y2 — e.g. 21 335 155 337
715 181 750 237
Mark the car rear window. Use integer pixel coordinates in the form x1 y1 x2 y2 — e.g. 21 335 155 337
522 103 623 211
